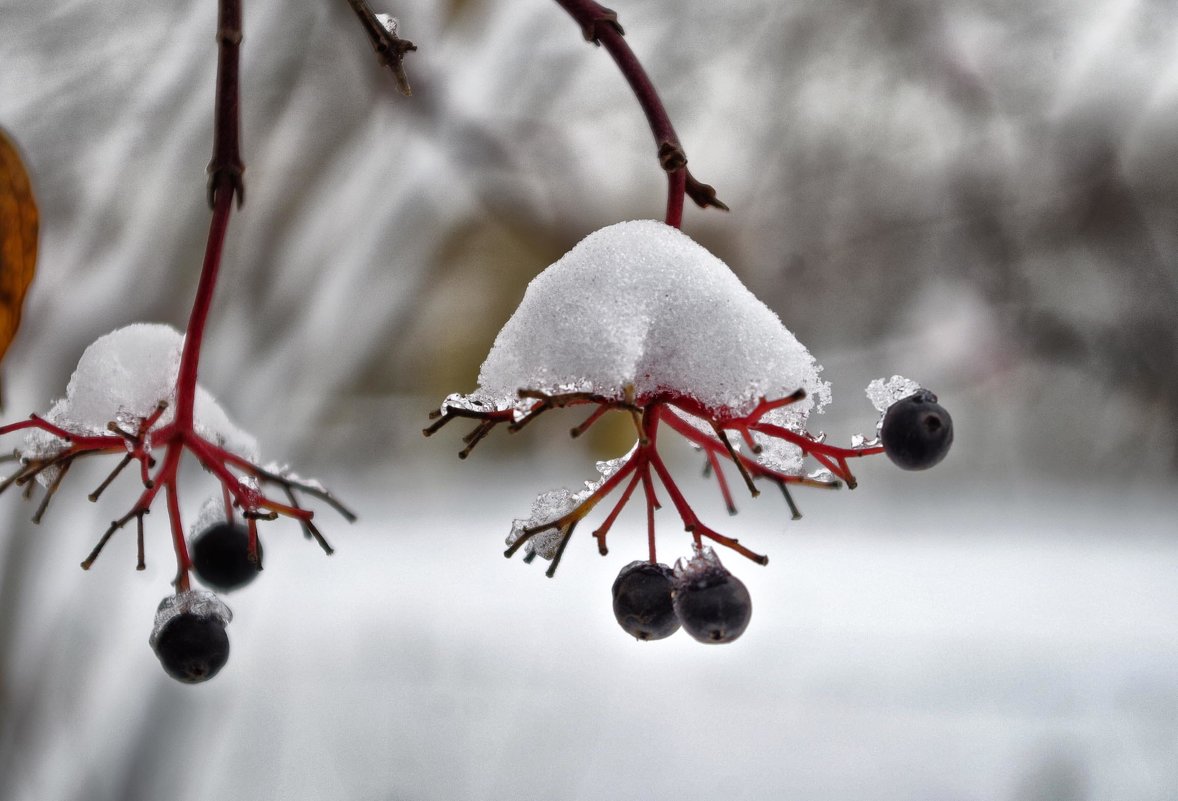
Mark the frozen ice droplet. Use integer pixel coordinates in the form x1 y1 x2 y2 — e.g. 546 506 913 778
148 590 232 649
672 546 727 587
375 13 398 35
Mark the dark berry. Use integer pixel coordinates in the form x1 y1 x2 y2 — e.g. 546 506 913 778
612 561 680 641
149 592 232 684
880 389 953 471
153 613 230 683
673 552 752 644
191 521 261 591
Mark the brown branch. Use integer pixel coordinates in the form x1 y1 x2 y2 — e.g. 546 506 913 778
344 0 416 96
208 0 245 206
553 0 726 225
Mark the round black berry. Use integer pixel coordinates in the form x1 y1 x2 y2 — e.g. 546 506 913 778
148 591 232 685
880 389 953 471
153 612 230 683
612 561 680 641
673 561 752 645
191 521 261 592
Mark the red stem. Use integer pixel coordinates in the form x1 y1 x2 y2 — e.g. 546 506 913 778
174 189 234 430
176 0 244 429
157 446 190 590
554 0 688 227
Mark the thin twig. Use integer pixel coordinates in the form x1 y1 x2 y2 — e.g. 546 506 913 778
344 0 416 95
553 0 726 224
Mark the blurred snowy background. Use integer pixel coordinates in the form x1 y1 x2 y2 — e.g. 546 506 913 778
1 0 1176 799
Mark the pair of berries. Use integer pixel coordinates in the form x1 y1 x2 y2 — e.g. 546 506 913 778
152 520 259 683
610 389 952 646
612 554 752 644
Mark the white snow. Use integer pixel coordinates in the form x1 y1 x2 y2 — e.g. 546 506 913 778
374 13 399 36
23 324 259 462
866 375 922 414
470 220 831 422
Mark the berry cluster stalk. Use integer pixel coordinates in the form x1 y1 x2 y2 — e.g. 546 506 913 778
552 0 726 227
427 388 885 576
0 0 354 590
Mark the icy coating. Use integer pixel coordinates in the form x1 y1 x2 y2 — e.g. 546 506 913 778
190 495 229 538
506 451 633 560
672 546 728 589
471 220 831 421
148 590 232 648
23 324 258 461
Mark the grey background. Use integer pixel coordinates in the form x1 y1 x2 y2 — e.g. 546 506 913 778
1 1 1176 799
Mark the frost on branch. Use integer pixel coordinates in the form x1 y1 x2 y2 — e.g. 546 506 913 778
427 220 953 644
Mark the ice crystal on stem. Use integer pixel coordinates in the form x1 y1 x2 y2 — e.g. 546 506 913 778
426 221 931 595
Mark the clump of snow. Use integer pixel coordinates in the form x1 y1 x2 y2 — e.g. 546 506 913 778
866 375 922 414
469 221 831 422
23 324 258 462
148 590 232 649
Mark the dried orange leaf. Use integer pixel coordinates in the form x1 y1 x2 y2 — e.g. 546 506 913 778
0 127 39 366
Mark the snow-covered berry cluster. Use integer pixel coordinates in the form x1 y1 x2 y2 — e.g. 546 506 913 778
427 220 953 644
1 323 354 681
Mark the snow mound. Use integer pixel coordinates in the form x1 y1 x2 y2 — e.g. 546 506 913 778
24 324 258 462
470 220 831 422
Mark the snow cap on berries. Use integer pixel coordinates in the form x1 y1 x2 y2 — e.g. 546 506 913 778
23 324 258 462
473 221 830 421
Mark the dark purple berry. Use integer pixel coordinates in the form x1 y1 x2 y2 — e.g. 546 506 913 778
673 551 752 644
612 561 680 641
880 389 953 471
191 521 261 592
149 592 232 684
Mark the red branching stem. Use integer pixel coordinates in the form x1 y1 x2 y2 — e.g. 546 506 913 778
0 416 122 451
644 435 767 564
175 189 234 431
640 465 658 562
162 449 191 591
246 516 260 567
435 388 885 571
592 466 642 555
222 483 235 525
665 168 686 229
0 0 352 583
570 403 610 438
705 448 737 515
